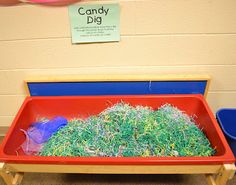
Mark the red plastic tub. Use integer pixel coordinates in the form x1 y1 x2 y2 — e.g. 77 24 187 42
0 95 235 165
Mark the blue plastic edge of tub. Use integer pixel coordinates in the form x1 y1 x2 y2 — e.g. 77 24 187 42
216 108 236 140
27 81 207 96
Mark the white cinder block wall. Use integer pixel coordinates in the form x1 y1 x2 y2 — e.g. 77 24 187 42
0 0 236 134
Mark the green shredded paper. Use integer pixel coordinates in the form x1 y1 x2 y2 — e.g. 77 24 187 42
39 103 215 157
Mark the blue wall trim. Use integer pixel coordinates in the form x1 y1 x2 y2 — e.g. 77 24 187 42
27 81 207 96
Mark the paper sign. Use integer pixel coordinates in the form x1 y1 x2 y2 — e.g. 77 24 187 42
68 4 120 44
